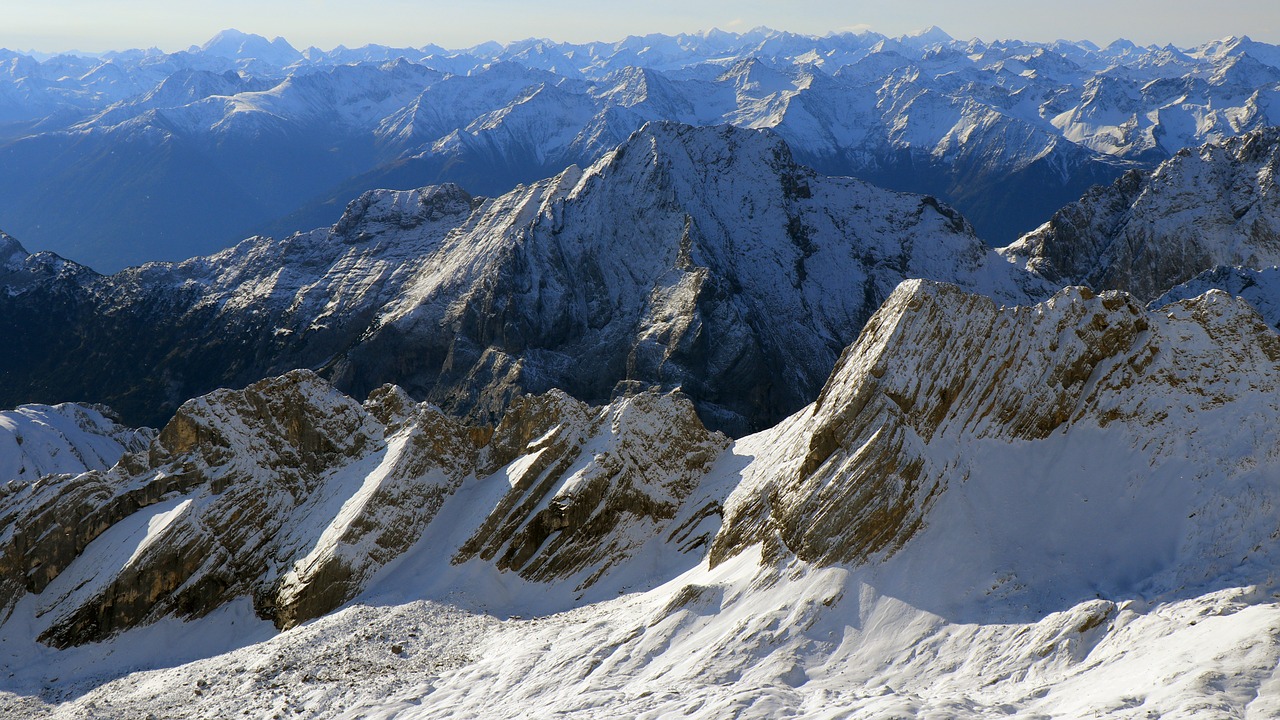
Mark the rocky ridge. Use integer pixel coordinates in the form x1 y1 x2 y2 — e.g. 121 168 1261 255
452 389 728 588
712 279 1280 609
1001 128 1280 300
0 122 1050 437
6 279 1280 664
0 370 471 643
0 369 731 648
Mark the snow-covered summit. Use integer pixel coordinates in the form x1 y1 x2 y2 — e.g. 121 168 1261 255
900 26 955 48
195 29 302 67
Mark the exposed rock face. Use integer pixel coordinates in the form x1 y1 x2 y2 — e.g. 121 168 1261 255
711 279 1280 573
1001 128 1280 300
0 368 729 647
0 122 1048 437
270 385 478 629
454 389 728 588
0 371 479 646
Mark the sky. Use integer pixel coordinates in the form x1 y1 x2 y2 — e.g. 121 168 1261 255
0 0 1276 54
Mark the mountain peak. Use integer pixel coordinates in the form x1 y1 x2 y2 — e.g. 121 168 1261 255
198 28 256 52
608 121 797 185
198 28 301 64
330 184 479 243
0 230 27 266
1104 38 1139 52
905 25 954 44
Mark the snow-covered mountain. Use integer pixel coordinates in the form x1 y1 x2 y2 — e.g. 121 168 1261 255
4 279 1280 718
1002 127 1280 300
194 28 303 68
0 403 152 485
6 27 1280 720
4 28 1280 269
0 122 1049 436
1154 265 1280 330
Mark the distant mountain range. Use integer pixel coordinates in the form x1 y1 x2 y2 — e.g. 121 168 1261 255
3 27 1280 270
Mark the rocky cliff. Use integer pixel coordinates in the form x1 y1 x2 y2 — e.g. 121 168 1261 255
1001 128 1280 300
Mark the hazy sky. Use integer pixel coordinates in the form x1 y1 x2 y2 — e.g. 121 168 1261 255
1 0 1276 53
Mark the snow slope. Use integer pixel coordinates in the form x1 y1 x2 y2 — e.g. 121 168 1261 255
3 280 1280 718
0 403 151 484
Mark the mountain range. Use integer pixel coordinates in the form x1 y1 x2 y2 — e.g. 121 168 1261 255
4 27 1280 270
3 278 1279 718
0 122 1048 436
5 26 1280 720
6 122 1280 438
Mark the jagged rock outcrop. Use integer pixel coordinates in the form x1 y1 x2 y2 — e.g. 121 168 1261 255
0 367 732 646
0 371 480 645
0 122 1049 437
1001 128 1280 300
454 389 728 588
270 385 479 629
711 279 1280 585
